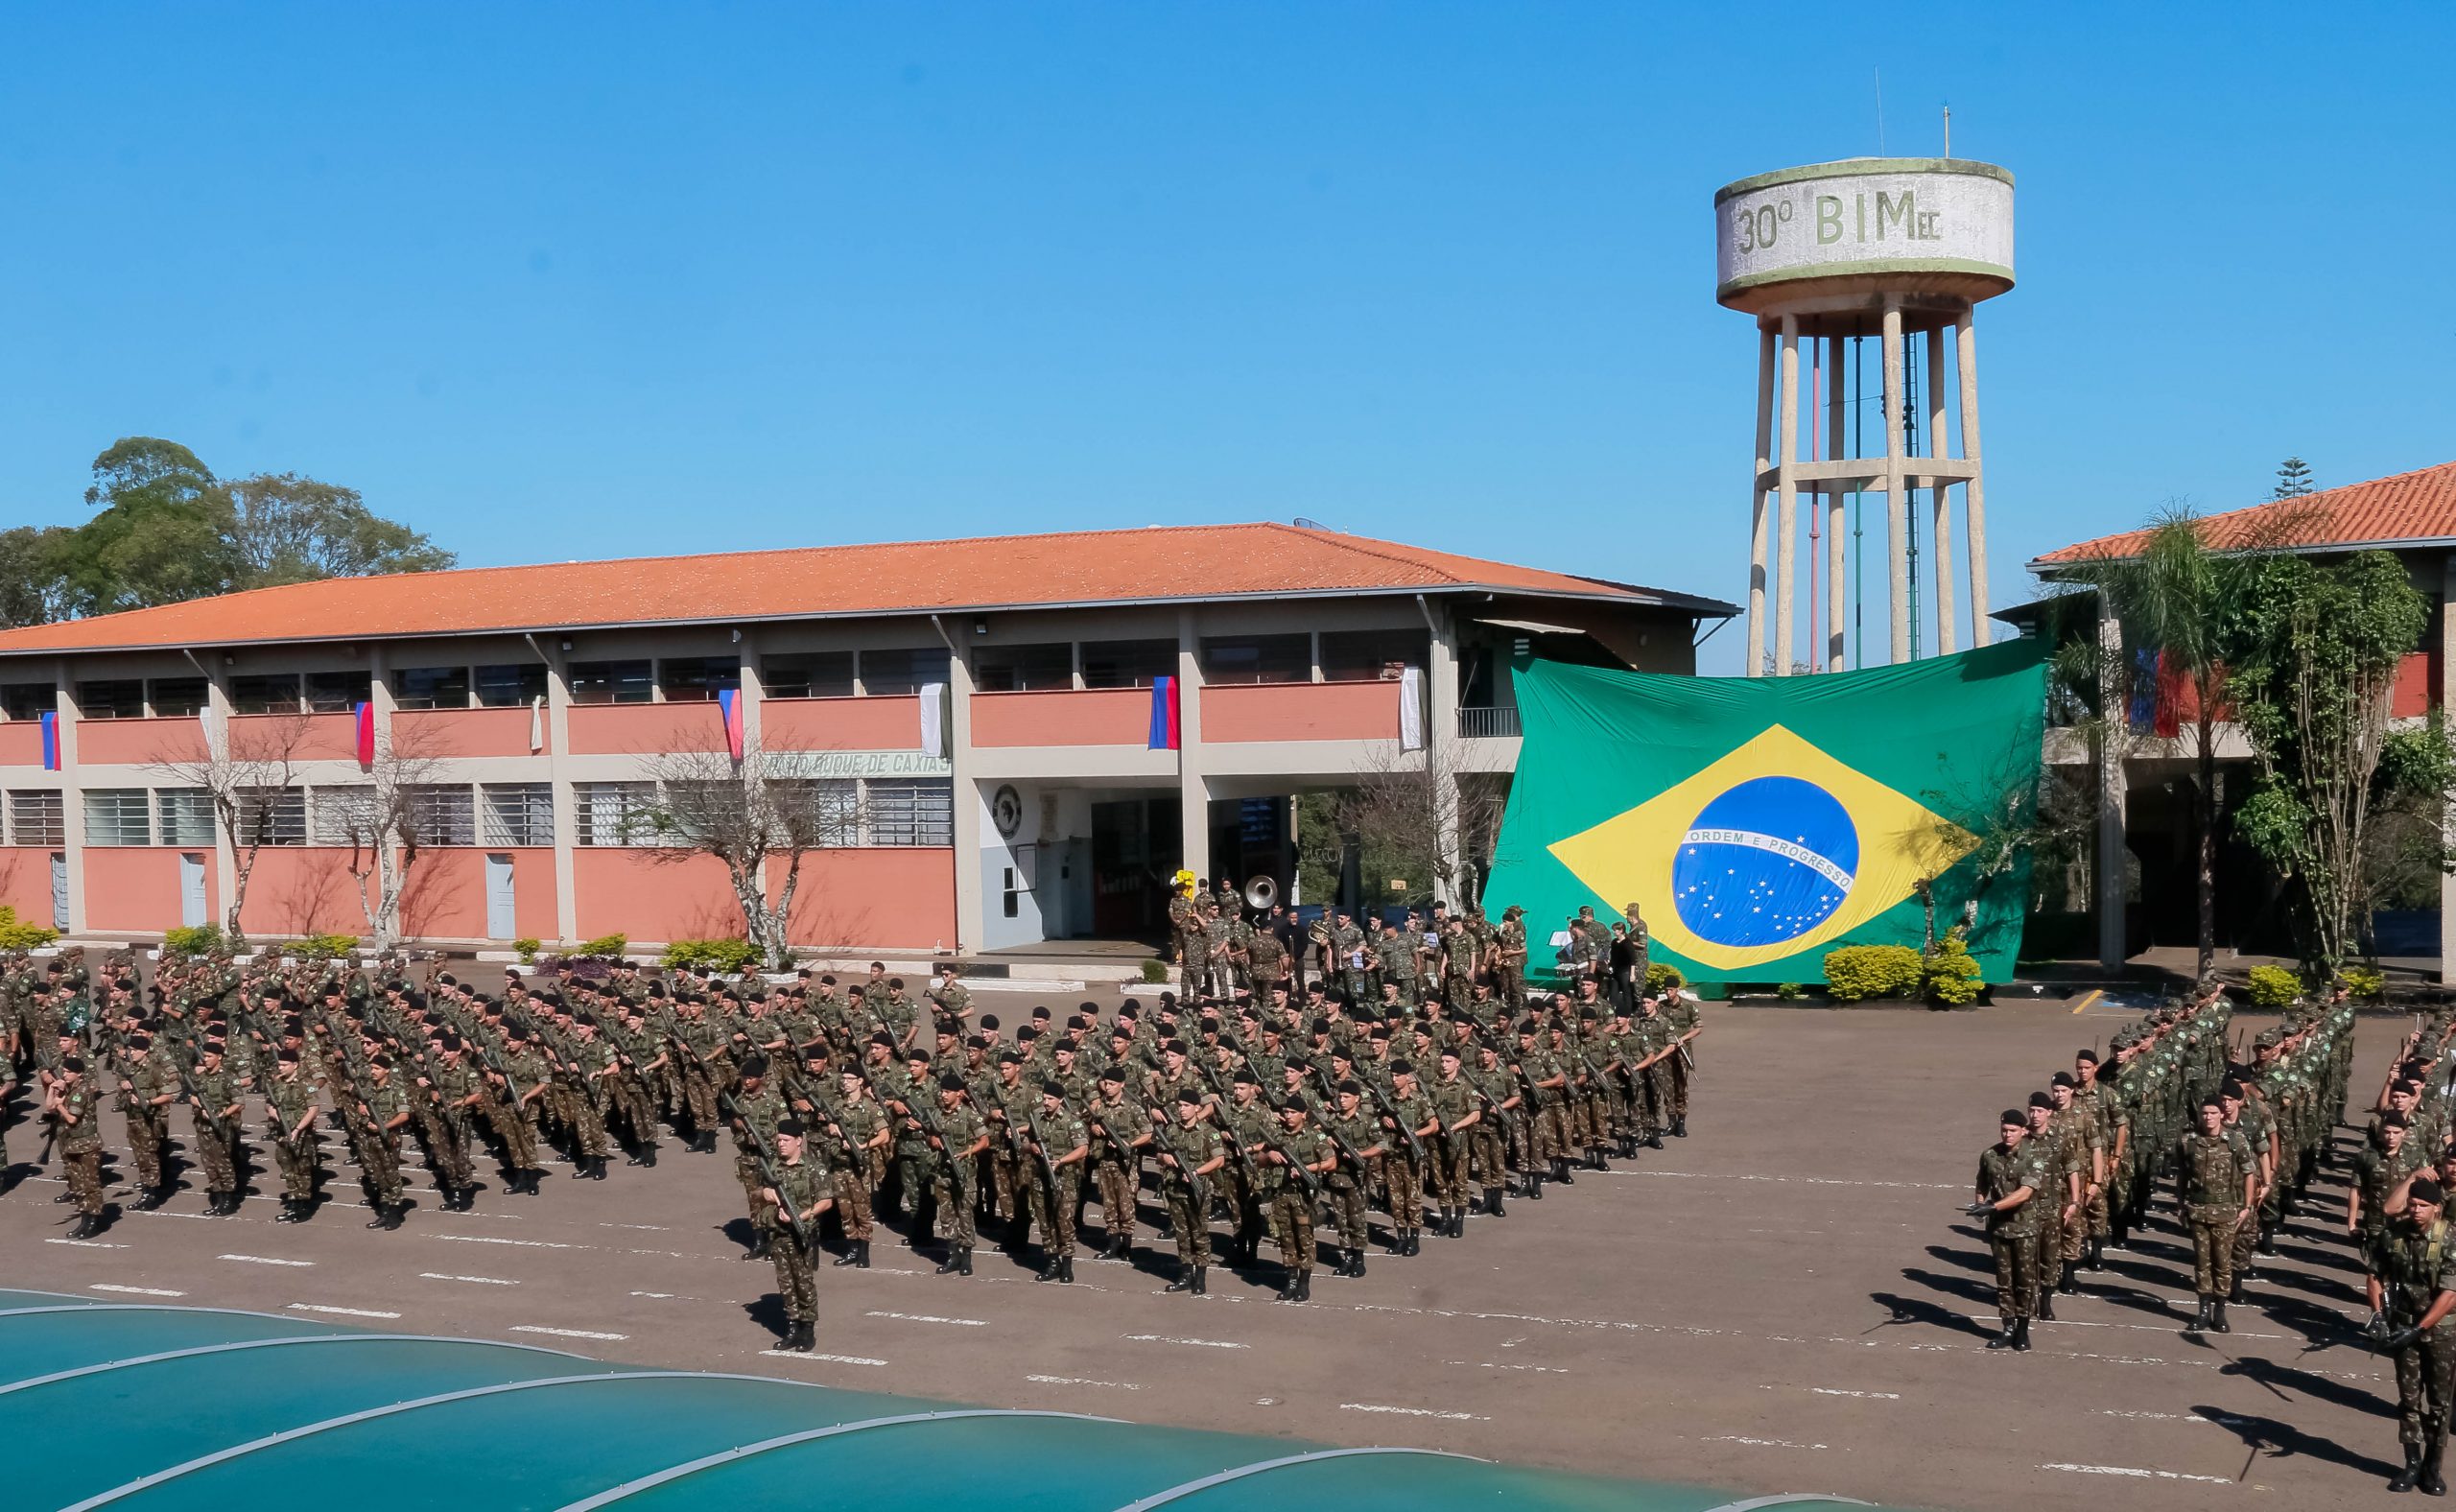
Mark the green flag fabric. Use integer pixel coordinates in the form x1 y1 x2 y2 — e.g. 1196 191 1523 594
1487 640 2049 985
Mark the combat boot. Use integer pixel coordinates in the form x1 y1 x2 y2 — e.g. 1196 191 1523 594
1551 1157 1574 1186
854 1239 872 1268
1035 1253 1060 1282
1275 1274 1299 1302
637 1145 657 1169
1167 1265 1196 1293
1672 1115 1688 1138
1293 1272 1311 1303
370 1204 405 1231
1486 1186 1505 1217
66 1214 98 1240
2186 1298 2212 1333
2392 1447 2423 1494
1450 1207 1467 1239
1192 1264 1207 1295
2035 1289 2055 1322
1524 1169 1543 1200
1348 1248 1366 1278
745 1231 771 1262
1645 1131 1665 1149
1589 1145 1607 1170
2420 1444 2445 1496
1404 1229 1421 1257
794 1321 817 1353
935 1247 964 1275
135 1184 167 1211
2256 1224 2279 1256
1058 1257 1074 1284
833 1243 862 1267
2210 1302 2230 1335
2229 1275 2247 1305
1986 1320 2017 1350
2011 1317 2032 1352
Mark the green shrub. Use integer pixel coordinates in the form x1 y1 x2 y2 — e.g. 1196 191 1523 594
0 905 59 950
2338 966 2386 1003
1776 981 1805 1001
574 933 629 959
1824 944 1923 1002
1921 929 1985 1007
1643 962 1686 994
285 933 360 961
161 924 226 958
512 937 540 964
662 937 759 973
2245 964 2302 1007
1140 957 1171 984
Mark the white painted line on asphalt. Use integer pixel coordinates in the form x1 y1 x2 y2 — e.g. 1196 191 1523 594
1341 1404 1490 1422
630 1291 687 1300
1758 1385 1899 1400
2041 1462 2234 1485
761 1351 887 1366
1608 1169 1960 1192
865 1310 987 1327
1123 1335 1247 1349
1027 1374 1143 1390
1452 1360 1570 1374
1705 1435 1830 1451
1963 1312 2286 1342
90 1284 185 1297
600 1222 669 1232
2097 1408 2251 1428
510 1325 627 1341
46 1239 129 1250
433 1234 578 1249
219 1253 313 1267
288 1304 402 1319
419 1273 519 1287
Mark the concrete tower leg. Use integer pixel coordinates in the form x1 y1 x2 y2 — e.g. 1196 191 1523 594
1826 334 1846 672
1881 301 1909 664
1747 324 1775 677
2096 603 2129 972
1774 315 1801 677
1958 311 1992 648
1927 327 1957 654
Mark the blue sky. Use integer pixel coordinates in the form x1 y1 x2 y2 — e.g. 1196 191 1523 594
2 2 2447 672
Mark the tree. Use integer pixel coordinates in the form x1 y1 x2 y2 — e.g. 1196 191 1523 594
631 744 858 968
145 710 319 947
225 473 454 586
317 722 449 952
2220 549 2451 974
0 526 75 628
54 437 237 615
2067 510 2258 979
2273 457 2316 500
1332 742 1508 912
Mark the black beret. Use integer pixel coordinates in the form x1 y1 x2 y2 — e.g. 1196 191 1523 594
776 1118 806 1138
937 1075 966 1093
2416 1178 2446 1207
2000 1109 2029 1126
2027 1092 2054 1109
1040 1080 1066 1098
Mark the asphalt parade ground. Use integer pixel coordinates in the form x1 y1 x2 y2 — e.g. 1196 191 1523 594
0 986 2423 1512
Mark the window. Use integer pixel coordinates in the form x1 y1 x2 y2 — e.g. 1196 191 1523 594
657 656 739 702
576 781 659 845
1200 634 1311 685
235 788 306 847
863 778 953 847
1080 638 1177 690
407 785 477 845
1320 629 1429 682
392 666 470 710
77 680 145 720
229 674 301 715
772 777 861 845
83 789 151 845
151 677 209 717
482 783 555 846
305 671 372 714
312 785 376 844
475 663 549 708
158 789 215 845
568 660 652 705
973 643 1073 693
1 684 55 721
7 790 64 846
859 648 950 697
762 651 856 699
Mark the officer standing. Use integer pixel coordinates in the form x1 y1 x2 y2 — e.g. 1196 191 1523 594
2372 1177 2456 1494
1968 1107 2046 1352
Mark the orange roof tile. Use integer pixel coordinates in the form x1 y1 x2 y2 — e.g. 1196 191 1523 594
0 522 1729 656
2032 460 2456 568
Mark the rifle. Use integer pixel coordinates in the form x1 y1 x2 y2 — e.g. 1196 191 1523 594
1241 1109 1325 1201
1355 1065 1425 1167
1306 1066 1381 1181
720 1085 816 1251
169 1055 239 1146
1187 1054 1266 1194
1023 1103 1067 1199
1154 1117 1213 1220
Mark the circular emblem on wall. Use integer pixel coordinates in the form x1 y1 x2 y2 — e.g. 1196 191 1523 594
1670 775 1857 949
990 784 1024 839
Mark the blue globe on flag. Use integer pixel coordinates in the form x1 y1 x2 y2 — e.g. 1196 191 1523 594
1670 775 1859 949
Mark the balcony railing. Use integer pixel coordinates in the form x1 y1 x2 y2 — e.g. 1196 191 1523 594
1456 705 1521 739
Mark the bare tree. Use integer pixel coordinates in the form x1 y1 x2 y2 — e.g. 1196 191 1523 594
316 721 450 952
631 743 859 968
1334 741 1508 910
146 710 318 946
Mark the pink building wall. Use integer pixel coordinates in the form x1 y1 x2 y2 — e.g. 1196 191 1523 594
568 702 730 756
237 849 371 938
0 847 53 922
393 707 546 758
399 847 557 941
78 718 208 766
971 689 1147 747
0 723 43 767
1202 679 1402 743
573 846 954 948
760 697 925 751
83 848 217 933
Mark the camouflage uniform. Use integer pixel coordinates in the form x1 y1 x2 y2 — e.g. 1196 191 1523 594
2375 1216 2456 1465
1977 1137 2050 1323
2175 1125 2253 1301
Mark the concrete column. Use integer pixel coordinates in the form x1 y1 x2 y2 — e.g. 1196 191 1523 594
542 641 579 945
2441 556 2456 980
945 631 980 956
1926 328 1957 654
1881 300 1909 664
1746 323 1775 677
203 666 238 929
1773 315 1801 677
2096 603 2129 971
1826 334 1847 673
54 662 84 934
1175 608 1211 886
1957 311 1993 648
736 632 762 751
1426 603 1463 893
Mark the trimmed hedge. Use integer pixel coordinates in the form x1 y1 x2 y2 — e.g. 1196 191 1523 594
1824 944 1923 1002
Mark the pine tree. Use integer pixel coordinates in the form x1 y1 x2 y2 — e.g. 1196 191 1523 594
2273 456 2315 499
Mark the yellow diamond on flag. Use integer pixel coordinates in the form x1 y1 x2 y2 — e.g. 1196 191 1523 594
1547 723 1976 973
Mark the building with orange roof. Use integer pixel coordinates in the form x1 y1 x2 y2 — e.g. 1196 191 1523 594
0 521 1732 959
2014 460 2456 971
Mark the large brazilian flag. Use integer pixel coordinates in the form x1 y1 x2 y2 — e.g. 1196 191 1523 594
1487 639 2049 985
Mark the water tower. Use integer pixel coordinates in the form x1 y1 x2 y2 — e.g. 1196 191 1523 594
1714 157 2014 674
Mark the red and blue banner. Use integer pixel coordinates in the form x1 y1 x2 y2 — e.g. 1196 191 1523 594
39 711 59 770
717 687 745 761
1146 675 1180 750
353 701 376 768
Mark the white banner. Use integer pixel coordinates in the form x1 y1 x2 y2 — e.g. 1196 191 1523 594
918 682 948 760
1398 666 1424 751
